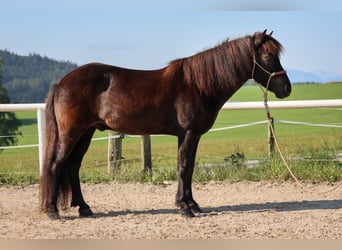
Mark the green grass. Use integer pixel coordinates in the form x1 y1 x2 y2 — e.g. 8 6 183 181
230 83 342 101
1 83 341 185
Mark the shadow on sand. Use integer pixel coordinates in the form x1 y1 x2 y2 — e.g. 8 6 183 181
61 199 342 219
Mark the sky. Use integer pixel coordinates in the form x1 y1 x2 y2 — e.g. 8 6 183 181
1 0 342 79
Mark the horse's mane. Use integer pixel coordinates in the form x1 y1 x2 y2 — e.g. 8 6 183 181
167 34 283 96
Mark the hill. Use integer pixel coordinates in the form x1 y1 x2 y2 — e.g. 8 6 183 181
287 69 342 83
0 50 77 103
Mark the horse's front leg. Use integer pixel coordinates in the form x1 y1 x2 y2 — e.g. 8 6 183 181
176 130 202 217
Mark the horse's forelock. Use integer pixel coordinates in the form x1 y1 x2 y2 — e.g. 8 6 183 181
262 35 283 56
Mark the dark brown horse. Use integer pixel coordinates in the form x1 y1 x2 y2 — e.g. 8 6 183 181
40 30 291 219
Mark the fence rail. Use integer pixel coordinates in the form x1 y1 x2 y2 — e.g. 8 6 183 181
222 99 342 110
1 99 342 175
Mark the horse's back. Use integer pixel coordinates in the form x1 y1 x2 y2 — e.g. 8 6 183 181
52 62 179 135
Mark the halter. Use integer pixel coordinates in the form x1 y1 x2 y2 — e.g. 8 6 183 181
251 55 287 93
252 55 287 119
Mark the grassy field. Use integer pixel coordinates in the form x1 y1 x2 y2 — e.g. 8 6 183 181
1 83 341 184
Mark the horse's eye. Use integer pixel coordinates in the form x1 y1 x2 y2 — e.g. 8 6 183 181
262 53 273 62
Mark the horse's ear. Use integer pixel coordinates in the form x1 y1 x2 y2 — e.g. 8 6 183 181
269 31 273 36
253 30 267 48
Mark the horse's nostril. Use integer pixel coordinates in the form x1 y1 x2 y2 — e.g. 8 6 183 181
284 85 291 97
285 84 291 93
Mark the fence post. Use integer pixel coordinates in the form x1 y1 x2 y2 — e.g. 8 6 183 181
107 131 122 173
37 108 45 176
141 135 152 174
268 117 275 158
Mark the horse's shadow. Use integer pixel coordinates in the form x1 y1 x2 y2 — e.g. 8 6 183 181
206 199 342 214
71 199 342 219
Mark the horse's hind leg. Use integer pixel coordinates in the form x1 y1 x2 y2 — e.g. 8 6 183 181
47 128 93 219
68 127 95 217
48 138 76 219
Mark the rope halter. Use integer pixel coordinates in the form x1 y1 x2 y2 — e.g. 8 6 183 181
251 55 287 97
251 55 287 119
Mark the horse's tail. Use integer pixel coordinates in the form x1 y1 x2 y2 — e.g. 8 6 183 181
40 83 71 212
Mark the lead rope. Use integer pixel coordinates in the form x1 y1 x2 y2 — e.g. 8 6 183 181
258 83 342 195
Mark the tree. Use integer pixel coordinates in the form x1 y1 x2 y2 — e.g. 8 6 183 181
0 49 77 103
0 57 21 151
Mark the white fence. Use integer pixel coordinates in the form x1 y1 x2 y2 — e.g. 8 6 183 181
1 99 342 175
0 103 45 174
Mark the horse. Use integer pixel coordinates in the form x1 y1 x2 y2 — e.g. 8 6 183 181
40 30 291 219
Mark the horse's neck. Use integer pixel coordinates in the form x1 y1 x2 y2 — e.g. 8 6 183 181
220 54 254 102
168 36 254 105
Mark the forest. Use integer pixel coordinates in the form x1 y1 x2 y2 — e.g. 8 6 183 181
0 50 77 103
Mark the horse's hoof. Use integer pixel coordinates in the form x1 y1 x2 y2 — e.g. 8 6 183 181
180 208 195 218
190 204 203 214
79 207 94 217
48 211 60 220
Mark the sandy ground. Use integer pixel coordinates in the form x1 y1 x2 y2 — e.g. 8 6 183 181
0 181 341 239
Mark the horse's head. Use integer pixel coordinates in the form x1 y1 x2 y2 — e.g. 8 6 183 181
252 30 291 99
